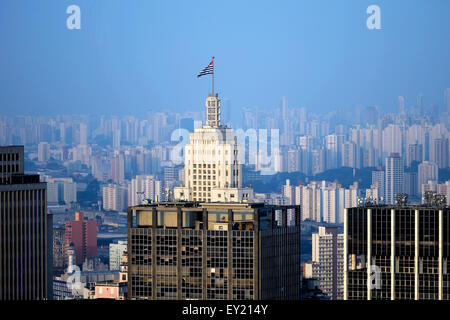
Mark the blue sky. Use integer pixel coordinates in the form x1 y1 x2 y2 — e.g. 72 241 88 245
0 0 449 116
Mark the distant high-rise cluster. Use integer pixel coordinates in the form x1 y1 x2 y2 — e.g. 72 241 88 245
281 179 359 224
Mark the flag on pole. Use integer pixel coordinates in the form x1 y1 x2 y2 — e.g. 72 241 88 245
197 58 214 78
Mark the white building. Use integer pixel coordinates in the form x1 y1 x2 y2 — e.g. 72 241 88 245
418 161 439 193
371 169 385 201
38 142 50 162
46 177 77 204
385 153 404 204
174 93 253 203
286 181 359 223
422 181 450 205
128 175 164 206
311 226 344 300
102 184 128 212
109 240 127 271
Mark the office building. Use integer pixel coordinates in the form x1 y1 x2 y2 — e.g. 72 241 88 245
344 204 450 300
127 201 301 300
0 146 51 300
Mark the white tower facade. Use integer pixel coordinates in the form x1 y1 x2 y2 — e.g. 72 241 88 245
385 153 404 204
174 94 253 202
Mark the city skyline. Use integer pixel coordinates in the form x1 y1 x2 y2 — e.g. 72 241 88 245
1 0 450 304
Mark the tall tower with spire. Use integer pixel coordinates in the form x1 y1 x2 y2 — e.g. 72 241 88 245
174 59 253 203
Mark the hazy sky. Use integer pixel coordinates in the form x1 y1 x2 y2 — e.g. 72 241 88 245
0 0 450 116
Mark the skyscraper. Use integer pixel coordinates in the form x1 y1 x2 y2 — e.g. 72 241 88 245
385 153 404 204
372 169 385 201
102 184 128 211
418 161 439 193
174 92 253 203
417 93 424 115
127 201 301 300
398 96 406 115
0 146 51 300
111 152 125 183
445 88 450 114
341 141 356 168
38 141 50 162
344 204 450 300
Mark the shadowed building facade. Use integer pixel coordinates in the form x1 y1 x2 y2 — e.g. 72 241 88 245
344 205 450 300
127 201 301 300
0 146 52 300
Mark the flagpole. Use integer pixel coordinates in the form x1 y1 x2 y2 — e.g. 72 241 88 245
212 56 214 95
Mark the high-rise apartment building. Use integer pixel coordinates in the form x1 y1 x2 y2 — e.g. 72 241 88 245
344 205 450 300
45 177 77 204
52 226 66 275
385 153 404 204
398 96 406 115
311 227 344 300
431 138 449 169
127 201 301 300
109 240 127 271
64 212 97 266
372 169 385 200
382 124 402 156
0 146 52 300
418 161 439 193
38 141 50 162
102 184 128 212
128 175 164 206
341 141 356 168
111 152 125 183
445 88 450 114
407 143 423 167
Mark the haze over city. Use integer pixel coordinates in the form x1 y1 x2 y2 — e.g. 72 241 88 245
1 0 450 117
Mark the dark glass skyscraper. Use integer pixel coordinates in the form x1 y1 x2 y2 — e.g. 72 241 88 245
0 146 51 300
344 205 450 300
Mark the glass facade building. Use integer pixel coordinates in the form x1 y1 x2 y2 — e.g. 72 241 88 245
0 146 52 300
127 201 301 300
344 205 450 300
